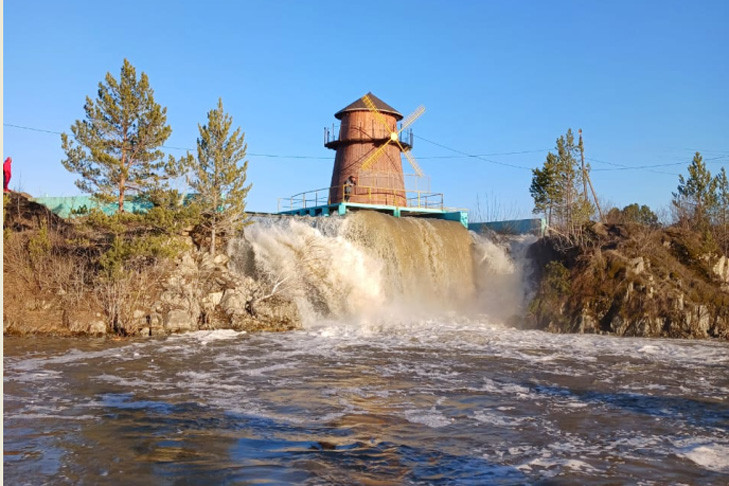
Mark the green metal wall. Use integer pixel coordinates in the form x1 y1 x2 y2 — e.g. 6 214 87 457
32 196 152 218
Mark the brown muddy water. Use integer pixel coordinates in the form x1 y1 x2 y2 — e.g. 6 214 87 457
4 322 729 485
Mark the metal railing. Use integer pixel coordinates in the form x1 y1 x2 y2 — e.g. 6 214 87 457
278 187 330 212
278 184 445 213
324 123 414 147
405 192 445 210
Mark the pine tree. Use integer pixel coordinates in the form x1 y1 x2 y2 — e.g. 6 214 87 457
187 98 252 255
715 167 729 213
714 167 729 254
531 129 593 238
61 59 174 212
530 152 561 227
672 152 717 229
608 203 659 226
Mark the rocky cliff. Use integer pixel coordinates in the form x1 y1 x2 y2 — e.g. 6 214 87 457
527 222 729 339
3 192 300 337
151 250 300 336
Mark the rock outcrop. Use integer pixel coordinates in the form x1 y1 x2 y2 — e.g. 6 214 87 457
527 223 729 339
145 251 301 336
3 192 300 337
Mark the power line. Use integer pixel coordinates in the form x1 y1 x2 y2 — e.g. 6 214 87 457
248 154 330 160
588 155 727 177
420 148 549 159
4 123 62 135
414 134 533 170
6 122 727 172
4 122 541 165
4 123 330 160
414 135 723 173
587 157 680 176
589 158 686 171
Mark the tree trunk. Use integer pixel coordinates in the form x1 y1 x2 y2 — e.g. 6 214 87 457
547 204 552 229
119 141 127 213
118 180 125 213
210 225 216 255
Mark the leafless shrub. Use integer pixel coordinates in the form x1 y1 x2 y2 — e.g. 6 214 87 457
244 275 292 317
93 262 170 335
472 192 524 223
247 233 334 316
3 223 93 306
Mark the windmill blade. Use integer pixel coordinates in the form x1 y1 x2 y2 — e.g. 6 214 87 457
395 139 424 177
402 147 424 177
398 105 425 133
362 94 394 135
360 140 392 172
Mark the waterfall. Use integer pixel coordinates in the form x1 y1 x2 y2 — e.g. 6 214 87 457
230 212 534 327
471 232 537 325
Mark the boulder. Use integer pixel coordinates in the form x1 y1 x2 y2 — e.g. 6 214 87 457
628 257 645 276
88 320 107 335
164 309 196 334
141 248 303 335
690 305 711 337
713 256 729 283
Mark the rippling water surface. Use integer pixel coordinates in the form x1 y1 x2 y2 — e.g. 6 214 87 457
4 320 729 485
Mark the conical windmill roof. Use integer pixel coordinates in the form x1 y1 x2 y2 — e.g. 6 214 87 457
334 92 403 121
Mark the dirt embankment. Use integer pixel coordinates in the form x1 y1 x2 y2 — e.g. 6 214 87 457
3 192 300 337
527 222 729 339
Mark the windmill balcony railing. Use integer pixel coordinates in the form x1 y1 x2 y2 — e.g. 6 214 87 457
278 185 445 212
324 125 414 147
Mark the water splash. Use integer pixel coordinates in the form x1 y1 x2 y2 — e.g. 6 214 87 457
233 212 533 329
471 232 537 324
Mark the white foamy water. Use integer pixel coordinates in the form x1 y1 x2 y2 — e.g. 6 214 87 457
5 322 728 484
238 213 497 324
678 442 729 473
4 213 728 484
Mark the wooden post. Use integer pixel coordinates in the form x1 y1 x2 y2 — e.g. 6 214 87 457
579 129 605 223
579 129 588 201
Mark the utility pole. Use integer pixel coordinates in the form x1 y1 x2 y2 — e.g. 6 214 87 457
579 129 605 223
579 129 588 200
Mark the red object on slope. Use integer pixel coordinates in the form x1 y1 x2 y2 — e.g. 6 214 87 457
4 157 12 192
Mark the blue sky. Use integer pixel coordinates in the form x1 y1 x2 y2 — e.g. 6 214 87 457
3 0 728 219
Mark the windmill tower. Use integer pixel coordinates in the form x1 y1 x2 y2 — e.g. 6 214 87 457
325 93 425 206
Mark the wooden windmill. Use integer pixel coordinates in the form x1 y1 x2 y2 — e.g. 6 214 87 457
325 93 425 205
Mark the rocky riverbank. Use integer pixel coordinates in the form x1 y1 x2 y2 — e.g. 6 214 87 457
5 192 728 340
3 192 300 337
150 250 300 336
526 222 729 339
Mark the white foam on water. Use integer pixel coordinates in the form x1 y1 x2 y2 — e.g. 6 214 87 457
403 408 453 428
241 362 299 377
179 329 246 344
91 375 163 389
516 456 601 476
176 370 220 381
472 409 532 427
676 442 729 473
278 315 728 381
474 378 531 396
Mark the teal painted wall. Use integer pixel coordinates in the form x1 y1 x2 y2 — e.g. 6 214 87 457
32 196 153 218
468 218 545 236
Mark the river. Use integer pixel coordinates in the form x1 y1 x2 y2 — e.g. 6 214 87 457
4 322 728 485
